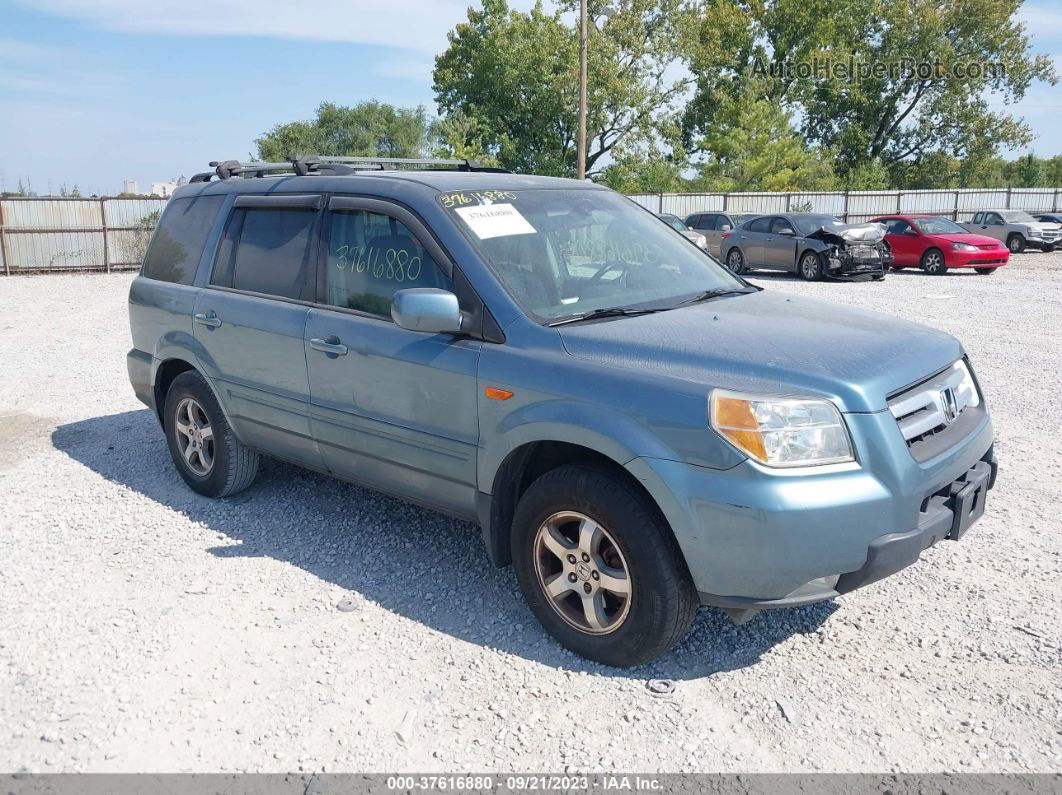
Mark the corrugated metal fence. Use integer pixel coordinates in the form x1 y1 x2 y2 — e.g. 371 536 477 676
0 197 168 274
2 188 1061 274
628 187 1062 223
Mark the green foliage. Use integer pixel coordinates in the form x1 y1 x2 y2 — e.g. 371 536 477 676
681 0 1058 186
255 101 433 161
433 0 689 177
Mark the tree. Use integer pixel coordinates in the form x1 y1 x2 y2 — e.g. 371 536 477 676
433 0 690 177
255 101 433 161
682 0 1057 185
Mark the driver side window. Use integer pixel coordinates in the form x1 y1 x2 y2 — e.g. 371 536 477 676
886 219 912 235
770 217 795 235
748 217 772 233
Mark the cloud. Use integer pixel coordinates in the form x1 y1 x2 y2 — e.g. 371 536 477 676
13 0 488 54
0 37 64 60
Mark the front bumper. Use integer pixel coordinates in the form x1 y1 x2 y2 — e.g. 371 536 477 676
826 248 889 280
627 407 995 607
947 248 1009 268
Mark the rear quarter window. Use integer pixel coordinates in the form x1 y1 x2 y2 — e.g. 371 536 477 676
141 195 224 284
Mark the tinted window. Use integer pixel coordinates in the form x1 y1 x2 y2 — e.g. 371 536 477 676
986 213 1004 225
695 214 717 230
325 210 451 317
747 217 772 233
770 217 795 234
886 219 912 235
211 208 317 300
141 195 224 284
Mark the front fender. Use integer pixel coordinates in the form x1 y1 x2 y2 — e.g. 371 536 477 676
477 399 678 494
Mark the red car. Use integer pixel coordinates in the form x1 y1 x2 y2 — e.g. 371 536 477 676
871 214 1009 275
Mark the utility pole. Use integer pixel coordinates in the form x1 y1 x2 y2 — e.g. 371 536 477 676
577 0 588 180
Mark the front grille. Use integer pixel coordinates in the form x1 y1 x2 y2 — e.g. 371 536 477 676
887 362 982 460
969 258 1005 265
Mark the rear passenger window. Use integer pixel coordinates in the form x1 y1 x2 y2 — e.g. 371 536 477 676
748 217 772 233
141 195 224 284
324 210 452 317
695 214 716 230
211 208 317 300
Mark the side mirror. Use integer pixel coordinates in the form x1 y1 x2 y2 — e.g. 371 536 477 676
720 224 732 232
904 229 919 236
778 228 795 236
391 288 463 334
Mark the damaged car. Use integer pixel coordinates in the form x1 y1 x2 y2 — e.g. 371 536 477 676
721 213 890 281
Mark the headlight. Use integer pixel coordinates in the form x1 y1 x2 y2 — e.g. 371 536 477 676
1027 229 1043 238
951 242 979 252
710 390 854 468
953 359 980 409
694 234 708 249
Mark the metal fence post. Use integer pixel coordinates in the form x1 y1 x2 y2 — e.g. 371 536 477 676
842 190 849 223
0 201 8 276
785 193 792 212
896 191 902 213
1054 188 1059 212
100 197 110 272
722 192 728 212
954 190 960 221
1006 186 1012 209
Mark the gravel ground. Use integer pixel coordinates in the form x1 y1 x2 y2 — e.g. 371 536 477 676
1 251 1060 774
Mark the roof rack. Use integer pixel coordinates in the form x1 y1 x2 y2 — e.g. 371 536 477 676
189 155 509 183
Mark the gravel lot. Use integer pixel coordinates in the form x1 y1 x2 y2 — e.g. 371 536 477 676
1 251 1060 774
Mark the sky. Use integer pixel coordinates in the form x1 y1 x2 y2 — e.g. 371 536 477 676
1 0 1060 196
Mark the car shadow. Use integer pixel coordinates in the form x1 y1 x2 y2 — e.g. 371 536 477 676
52 409 837 680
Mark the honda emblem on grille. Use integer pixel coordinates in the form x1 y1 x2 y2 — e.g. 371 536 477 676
939 387 959 423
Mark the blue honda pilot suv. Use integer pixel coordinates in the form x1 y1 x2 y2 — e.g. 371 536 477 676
127 156 997 666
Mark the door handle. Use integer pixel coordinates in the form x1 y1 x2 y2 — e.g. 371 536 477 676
310 337 348 356
193 311 222 328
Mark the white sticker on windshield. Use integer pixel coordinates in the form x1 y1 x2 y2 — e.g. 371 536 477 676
455 203 536 239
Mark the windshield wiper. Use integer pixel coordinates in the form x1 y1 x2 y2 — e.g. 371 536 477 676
670 287 754 308
547 306 667 327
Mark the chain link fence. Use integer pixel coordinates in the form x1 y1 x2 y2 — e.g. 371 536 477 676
0 197 168 274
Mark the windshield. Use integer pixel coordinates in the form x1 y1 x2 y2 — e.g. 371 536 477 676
791 215 843 236
730 213 756 225
913 217 966 235
1000 210 1036 223
659 214 688 232
443 189 746 322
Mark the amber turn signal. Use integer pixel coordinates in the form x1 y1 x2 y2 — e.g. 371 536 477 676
485 387 514 401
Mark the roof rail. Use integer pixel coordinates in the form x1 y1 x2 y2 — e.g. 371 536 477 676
189 155 510 182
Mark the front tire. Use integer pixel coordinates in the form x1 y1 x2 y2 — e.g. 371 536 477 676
798 251 824 281
163 370 259 497
511 464 698 667
975 267 997 275
920 248 946 275
1043 245 1056 253
1007 234 1026 254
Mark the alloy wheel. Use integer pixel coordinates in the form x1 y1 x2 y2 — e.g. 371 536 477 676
727 250 743 273
532 511 632 635
924 251 945 274
801 254 819 279
174 397 215 476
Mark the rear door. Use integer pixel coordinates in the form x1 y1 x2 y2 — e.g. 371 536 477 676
694 213 722 255
304 196 481 518
740 216 771 266
193 193 323 467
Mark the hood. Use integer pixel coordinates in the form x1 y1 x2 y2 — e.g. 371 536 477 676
1024 221 1062 231
557 290 962 413
929 233 1003 247
807 222 886 245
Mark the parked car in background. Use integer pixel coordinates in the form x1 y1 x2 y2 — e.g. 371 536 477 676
1033 212 1062 226
960 210 1060 253
128 156 996 666
657 213 708 249
721 213 890 280
685 211 758 257
871 215 1009 275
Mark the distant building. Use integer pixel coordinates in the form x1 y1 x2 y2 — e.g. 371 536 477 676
122 179 139 194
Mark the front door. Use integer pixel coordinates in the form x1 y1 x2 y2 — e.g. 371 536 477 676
193 194 323 467
305 196 481 518
766 216 799 269
882 218 919 266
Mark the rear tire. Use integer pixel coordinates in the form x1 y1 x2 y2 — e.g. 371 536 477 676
511 463 698 667
798 251 824 281
163 370 259 498
975 267 997 275
726 247 747 275
920 248 946 275
1007 234 1026 254
1044 245 1056 253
